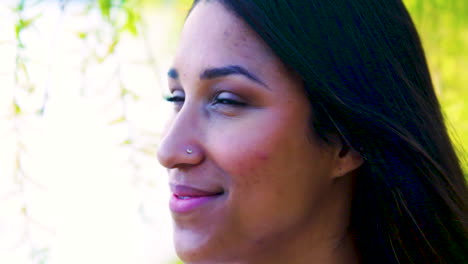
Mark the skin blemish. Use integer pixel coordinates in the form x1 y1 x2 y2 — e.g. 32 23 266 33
256 151 269 161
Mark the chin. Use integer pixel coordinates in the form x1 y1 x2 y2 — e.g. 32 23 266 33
173 228 241 264
173 226 213 263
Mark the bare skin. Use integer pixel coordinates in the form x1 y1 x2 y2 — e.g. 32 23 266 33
157 1 363 263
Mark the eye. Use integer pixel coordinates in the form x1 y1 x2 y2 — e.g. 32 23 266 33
213 92 246 107
164 90 185 104
164 89 185 112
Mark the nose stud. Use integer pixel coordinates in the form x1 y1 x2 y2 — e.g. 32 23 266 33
186 148 193 154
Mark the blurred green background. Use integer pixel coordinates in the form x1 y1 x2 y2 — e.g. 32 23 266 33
405 0 468 175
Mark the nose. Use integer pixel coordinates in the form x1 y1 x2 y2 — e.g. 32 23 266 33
157 109 204 169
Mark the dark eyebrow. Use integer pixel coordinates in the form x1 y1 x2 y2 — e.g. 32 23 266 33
200 65 269 88
168 65 269 90
168 68 179 79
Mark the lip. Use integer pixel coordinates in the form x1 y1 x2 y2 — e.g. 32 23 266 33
169 184 224 213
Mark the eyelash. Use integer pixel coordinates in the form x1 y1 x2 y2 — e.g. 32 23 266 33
165 95 184 103
214 98 246 106
164 94 246 107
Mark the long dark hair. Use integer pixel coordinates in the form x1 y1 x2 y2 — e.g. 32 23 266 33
190 0 468 263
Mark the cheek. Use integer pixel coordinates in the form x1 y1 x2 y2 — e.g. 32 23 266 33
234 150 272 187
205 111 333 204
210 129 278 185
206 110 316 188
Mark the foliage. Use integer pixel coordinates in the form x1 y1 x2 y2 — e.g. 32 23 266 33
7 0 161 263
404 0 468 173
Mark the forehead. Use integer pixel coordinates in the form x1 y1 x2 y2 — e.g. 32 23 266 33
172 1 280 78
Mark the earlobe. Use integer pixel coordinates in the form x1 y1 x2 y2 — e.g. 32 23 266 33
333 145 364 179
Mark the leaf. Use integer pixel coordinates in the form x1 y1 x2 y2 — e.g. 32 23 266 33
21 206 27 215
20 18 34 29
15 24 21 39
107 37 119 54
24 83 35 93
120 88 129 97
121 88 140 100
19 61 30 81
121 139 133 145
122 5 141 36
109 116 126 125
13 0 26 12
77 32 88 39
98 0 113 20
13 101 21 115
15 14 42 39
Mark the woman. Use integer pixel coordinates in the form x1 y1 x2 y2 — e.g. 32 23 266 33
157 0 468 263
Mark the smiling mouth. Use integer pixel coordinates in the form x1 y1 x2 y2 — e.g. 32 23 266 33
175 192 224 200
170 185 225 213
170 193 225 213
170 183 224 198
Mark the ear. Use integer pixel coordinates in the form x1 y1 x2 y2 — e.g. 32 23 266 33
331 143 364 179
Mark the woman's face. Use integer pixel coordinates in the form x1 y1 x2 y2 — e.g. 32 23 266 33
157 1 361 263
